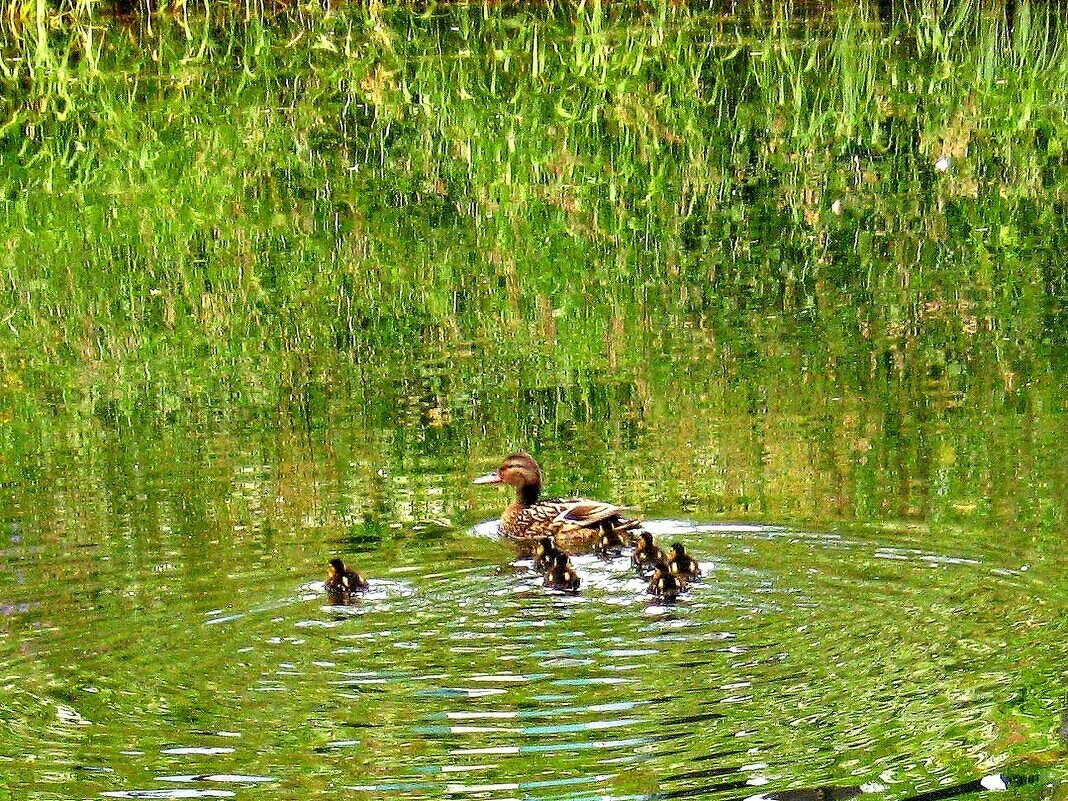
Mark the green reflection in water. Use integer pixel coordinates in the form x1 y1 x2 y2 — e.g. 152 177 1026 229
0 2 1066 800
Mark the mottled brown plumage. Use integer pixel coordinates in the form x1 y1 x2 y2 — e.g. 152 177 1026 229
474 453 642 552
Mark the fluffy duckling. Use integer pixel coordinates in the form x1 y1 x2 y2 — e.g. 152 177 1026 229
668 542 701 580
533 535 563 571
543 551 581 591
631 530 666 573
647 560 684 602
597 526 627 559
325 558 369 601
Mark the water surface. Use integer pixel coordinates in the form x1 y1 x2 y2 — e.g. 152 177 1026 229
1 2 1066 799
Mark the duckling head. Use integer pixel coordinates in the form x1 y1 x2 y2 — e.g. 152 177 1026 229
670 542 687 558
327 558 346 578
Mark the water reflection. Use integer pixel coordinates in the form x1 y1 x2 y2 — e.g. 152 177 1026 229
0 4 1065 798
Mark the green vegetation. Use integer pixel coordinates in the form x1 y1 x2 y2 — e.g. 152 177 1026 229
1 0 1065 528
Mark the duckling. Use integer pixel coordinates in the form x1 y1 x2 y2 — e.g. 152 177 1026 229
668 542 701 580
532 535 563 571
543 551 581 591
647 560 684 602
631 530 665 573
597 525 627 559
325 557 369 601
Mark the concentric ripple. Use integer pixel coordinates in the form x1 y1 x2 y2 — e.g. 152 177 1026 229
1 520 1064 800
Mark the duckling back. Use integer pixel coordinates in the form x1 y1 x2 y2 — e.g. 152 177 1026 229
326 558 369 601
598 527 627 558
543 551 581 591
533 536 563 571
668 542 701 580
647 561 683 601
631 531 665 573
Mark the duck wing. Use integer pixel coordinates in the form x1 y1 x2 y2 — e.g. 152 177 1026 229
532 497 638 529
503 498 643 552
552 497 633 525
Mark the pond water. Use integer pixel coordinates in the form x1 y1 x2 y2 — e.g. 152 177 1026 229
1 2 1066 800
1 485 1064 800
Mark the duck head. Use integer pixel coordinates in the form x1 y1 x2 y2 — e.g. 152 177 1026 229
670 543 687 558
474 453 543 503
327 558 347 579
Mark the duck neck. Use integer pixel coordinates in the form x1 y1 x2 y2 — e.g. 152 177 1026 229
517 481 540 507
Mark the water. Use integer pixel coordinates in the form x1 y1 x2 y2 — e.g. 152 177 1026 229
1 2 1067 799
1 455 1064 799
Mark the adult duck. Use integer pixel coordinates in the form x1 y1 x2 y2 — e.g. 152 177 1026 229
474 452 641 553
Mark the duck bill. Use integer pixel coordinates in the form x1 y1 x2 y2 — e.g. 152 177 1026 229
473 471 503 485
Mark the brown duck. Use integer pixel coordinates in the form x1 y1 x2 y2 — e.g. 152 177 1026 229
543 551 581 591
631 530 666 573
325 558 369 601
474 453 641 552
668 542 701 580
647 560 684 601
